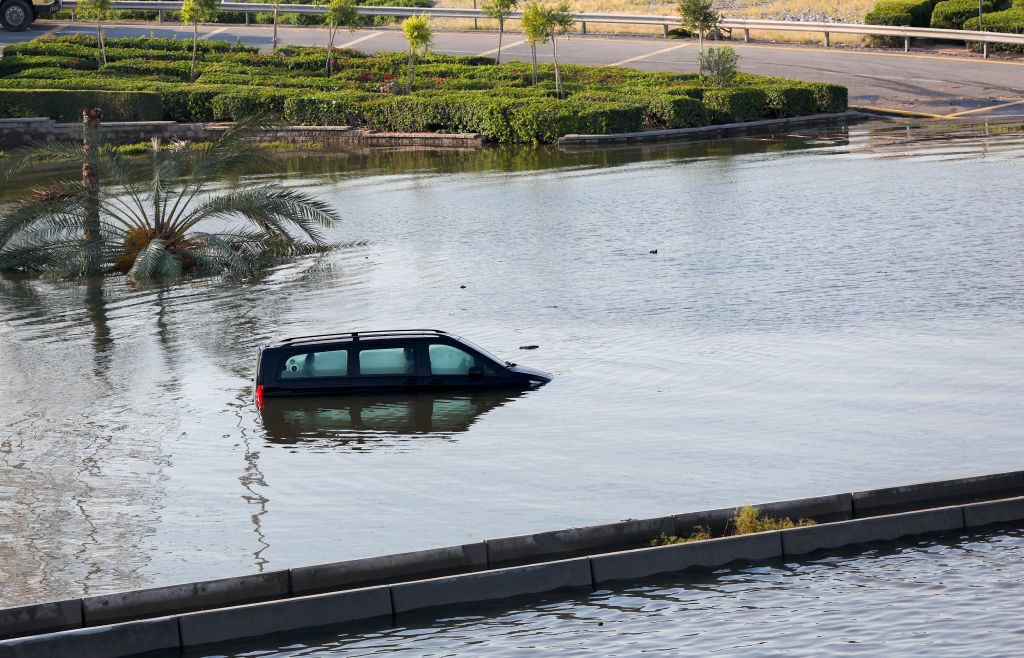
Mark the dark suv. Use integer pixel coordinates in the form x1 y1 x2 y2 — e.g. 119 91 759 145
255 330 552 405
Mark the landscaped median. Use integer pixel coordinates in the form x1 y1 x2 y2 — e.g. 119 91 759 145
0 34 847 144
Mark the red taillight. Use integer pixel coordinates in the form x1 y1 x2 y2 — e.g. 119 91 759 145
255 384 265 408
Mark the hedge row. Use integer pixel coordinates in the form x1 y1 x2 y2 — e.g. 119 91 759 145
0 89 163 121
0 36 848 143
930 0 997 29
865 0 935 28
962 7 1024 31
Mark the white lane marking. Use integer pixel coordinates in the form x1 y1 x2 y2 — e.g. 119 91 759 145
202 26 232 41
608 43 691 67
478 39 526 57
338 32 384 49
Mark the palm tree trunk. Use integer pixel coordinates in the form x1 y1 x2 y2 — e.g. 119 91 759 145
496 19 503 64
407 48 415 94
530 44 538 85
552 37 562 99
82 108 102 276
190 23 199 83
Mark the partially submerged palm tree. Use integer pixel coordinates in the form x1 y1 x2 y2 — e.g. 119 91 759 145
0 114 340 283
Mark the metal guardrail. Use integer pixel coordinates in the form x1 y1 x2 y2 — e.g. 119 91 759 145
59 1 1024 56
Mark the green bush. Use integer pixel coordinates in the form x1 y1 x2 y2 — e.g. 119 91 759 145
805 82 848 113
930 0 995 29
963 7 1024 31
760 85 817 118
0 89 163 121
865 0 934 27
703 87 768 123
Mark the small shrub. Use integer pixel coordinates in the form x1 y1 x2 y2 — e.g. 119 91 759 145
698 45 740 88
930 0 995 29
729 505 817 534
650 526 712 546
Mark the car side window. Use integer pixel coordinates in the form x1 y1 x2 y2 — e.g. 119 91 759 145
279 349 348 379
358 347 415 376
429 344 477 375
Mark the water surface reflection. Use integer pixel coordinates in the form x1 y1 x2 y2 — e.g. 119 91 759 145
259 392 524 449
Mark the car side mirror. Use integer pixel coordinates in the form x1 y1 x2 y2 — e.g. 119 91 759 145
468 366 483 381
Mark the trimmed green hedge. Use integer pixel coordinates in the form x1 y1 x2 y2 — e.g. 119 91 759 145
0 35 848 143
0 89 163 121
865 0 934 27
703 88 769 123
963 7 1024 31
930 0 996 29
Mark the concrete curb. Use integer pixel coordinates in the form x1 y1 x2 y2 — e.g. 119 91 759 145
0 617 178 658
591 532 783 584
82 570 290 626
177 585 391 647
2 474 1022 656
291 542 488 596
391 558 592 614
557 111 863 148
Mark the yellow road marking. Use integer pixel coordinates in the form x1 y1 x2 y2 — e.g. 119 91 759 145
735 42 1024 67
478 39 526 57
338 32 384 49
608 43 691 67
943 98 1024 117
850 104 947 118
202 26 231 40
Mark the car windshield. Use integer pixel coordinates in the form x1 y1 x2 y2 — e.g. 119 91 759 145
454 337 505 366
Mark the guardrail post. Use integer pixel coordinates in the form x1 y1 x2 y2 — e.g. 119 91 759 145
581 21 586 35
158 10 163 23
70 8 75 20
824 31 829 47
245 10 250 26
983 41 988 58
744 28 749 42
663 24 668 38
473 0 478 30
904 36 909 52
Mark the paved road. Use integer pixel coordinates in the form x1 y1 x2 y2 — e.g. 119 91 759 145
5 19 1024 117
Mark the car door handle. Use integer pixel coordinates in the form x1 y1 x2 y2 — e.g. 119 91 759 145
429 378 442 385
405 378 417 385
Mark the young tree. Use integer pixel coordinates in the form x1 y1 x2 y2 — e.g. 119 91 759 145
698 45 739 87
521 1 574 99
180 0 222 83
481 0 518 64
77 0 111 66
401 14 433 94
321 0 359 75
678 0 719 52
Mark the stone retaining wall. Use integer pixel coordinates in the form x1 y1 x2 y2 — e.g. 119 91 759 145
0 118 484 149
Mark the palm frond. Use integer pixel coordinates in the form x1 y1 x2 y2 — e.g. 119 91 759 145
0 184 86 247
0 139 97 181
127 239 183 282
179 185 340 245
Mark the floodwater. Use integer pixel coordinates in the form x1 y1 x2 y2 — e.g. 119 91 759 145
1 120 1023 614
192 526 1024 657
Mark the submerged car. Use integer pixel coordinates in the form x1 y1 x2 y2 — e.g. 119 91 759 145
255 329 551 405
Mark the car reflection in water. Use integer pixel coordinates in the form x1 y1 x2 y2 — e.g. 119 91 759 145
257 390 526 450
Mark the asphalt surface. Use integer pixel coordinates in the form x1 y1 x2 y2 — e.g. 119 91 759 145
4 19 1024 117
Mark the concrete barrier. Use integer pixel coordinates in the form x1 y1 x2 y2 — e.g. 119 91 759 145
486 516 675 567
962 496 1024 528
781 506 965 556
390 558 592 614
0 617 178 658
591 532 783 584
852 470 1024 517
177 585 391 647
82 570 290 626
0 600 81 641
291 542 488 595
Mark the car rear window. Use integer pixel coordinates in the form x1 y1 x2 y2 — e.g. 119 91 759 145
358 347 415 376
279 349 349 379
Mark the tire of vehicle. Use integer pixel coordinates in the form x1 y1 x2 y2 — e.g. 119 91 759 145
0 0 34 31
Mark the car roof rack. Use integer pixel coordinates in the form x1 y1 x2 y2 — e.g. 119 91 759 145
276 329 450 346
